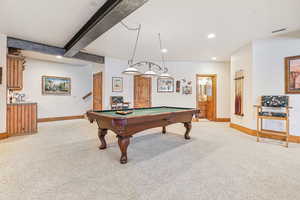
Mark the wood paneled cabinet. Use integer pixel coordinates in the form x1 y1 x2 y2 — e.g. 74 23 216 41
7 103 37 135
7 54 25 90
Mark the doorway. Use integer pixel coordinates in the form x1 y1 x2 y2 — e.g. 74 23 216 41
134 75 152 108
93 72 102 110
196 74 217 121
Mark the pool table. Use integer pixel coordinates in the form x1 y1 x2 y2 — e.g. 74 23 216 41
87 106 199 164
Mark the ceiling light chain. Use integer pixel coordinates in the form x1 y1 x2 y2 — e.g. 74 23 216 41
122 21 171 78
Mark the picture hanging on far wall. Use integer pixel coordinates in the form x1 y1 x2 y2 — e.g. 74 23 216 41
285 55 300 94
176 80 180 93
0 67 2 84
234 70 244 116
112 77 123 92
182 81 192 95
42 76 71 95
157 77 174 92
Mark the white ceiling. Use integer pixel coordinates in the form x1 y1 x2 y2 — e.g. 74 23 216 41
1 0 300 62
0 0 107 47
86 0 300 61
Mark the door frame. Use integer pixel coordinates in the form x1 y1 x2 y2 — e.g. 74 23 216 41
93 72 103 110
196 74 217 121
134 75 152 108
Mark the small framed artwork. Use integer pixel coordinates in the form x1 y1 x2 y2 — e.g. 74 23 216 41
112 77 123 92
285 55 300 94
176 80 180 93
42 76 71 95
157 77 174 92
0 67 2 84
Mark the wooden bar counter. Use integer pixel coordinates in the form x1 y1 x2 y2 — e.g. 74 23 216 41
7 102 38 135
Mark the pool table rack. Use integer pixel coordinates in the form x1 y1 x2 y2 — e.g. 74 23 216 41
87 106 199 164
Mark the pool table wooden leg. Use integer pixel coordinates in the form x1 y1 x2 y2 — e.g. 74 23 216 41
184 122 192 140
118 136 130 164
162 126 166 134
98 128 108 150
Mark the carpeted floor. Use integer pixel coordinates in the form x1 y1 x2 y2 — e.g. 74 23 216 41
1 119 300 200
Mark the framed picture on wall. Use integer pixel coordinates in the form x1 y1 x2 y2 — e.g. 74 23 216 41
176 80 180 93
42 76 71 95
157 77 174 92
112 77 123 92
285 55 300 94
0 67 2 84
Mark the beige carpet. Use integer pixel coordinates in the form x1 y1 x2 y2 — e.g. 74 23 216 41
1 119 300 200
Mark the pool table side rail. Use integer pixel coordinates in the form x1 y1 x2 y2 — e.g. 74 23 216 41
87 106 199 120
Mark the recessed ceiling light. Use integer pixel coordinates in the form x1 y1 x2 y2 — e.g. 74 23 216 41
207 33 216 39
56 55 62 59
211 57 217 60
161 48 168 53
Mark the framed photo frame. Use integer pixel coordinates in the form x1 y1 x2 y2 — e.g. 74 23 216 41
176 80 180 93
42 76 71 95
157 77 174 93
112 77 123 92
285 55 300 94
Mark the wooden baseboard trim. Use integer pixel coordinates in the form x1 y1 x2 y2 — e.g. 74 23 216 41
229 123 300 144
38 115 84 123
215 118 231 122
0 132 10 140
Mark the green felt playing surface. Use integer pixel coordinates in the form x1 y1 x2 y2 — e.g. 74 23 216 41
96 107 192 117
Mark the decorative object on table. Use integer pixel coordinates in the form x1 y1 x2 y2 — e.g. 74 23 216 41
112 77 123 92
234 70 244 116
115 110 133 115
285 55 300 94
121 21 172 79
110 96 130 110
42 76 71 95
157 77 174 92
254 95 292 147
176 80 180 93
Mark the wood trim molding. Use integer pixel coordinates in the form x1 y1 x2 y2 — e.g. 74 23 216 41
0 132 10 140
230 123 300 144
215 118 231 122
38 115 84 123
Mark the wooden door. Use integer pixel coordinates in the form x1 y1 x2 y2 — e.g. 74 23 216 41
196 74 217 121
93 72 102 110
134 75 152 108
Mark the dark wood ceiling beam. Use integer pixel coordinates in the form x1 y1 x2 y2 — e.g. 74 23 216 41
7 37 105 64
64 0 149 57
8 37 65 56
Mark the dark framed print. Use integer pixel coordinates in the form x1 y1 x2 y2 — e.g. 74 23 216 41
176 80 180 93
285 55 300 94
112 77 123 92
157 77 174 92
42 76 71 95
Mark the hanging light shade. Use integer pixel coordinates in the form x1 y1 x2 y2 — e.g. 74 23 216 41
122 66 141 75
142 70 157 77
159 72 171 78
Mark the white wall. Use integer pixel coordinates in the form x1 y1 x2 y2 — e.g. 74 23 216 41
22 58 103 118
104 57 231 118
0 34 7 133
152 61 231 118
230 38 300 136
230 44 256 129
103 57 133 110
252 38 300 136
